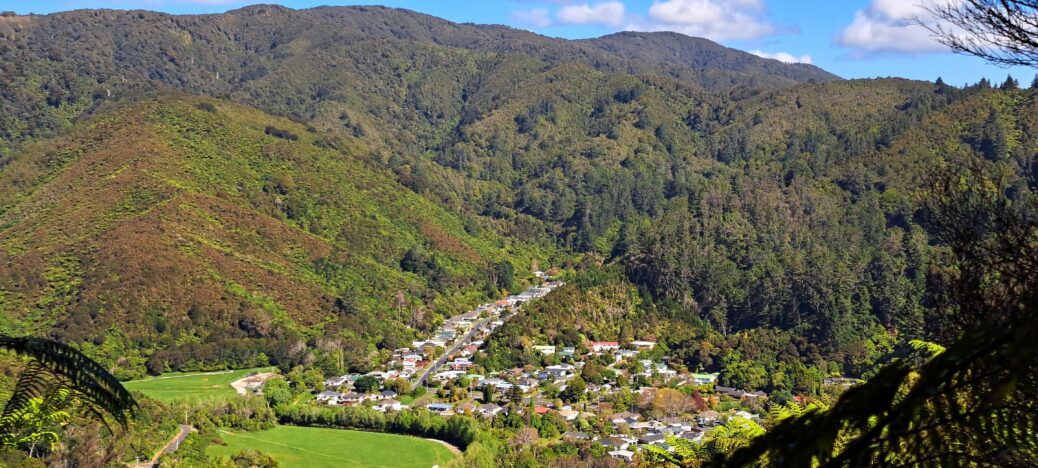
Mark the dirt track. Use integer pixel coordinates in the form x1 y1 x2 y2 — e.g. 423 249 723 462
230 372 276 395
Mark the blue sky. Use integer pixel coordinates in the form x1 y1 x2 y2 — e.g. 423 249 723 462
5 0 1036 85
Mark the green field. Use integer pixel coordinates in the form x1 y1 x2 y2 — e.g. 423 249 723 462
207 425 457 468
124 367 274 402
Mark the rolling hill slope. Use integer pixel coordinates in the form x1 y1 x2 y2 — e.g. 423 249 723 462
0 95 546 376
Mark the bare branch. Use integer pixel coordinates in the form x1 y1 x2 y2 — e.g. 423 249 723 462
922 1 1038 67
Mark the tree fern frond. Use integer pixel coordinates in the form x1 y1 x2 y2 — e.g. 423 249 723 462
0 362 53 430
0 336 137 426
909 339 946 357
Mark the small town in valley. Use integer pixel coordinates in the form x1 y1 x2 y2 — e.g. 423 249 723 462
292 273 854 462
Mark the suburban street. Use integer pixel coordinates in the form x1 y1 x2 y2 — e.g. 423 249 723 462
410 280 561 388
412 315 495 387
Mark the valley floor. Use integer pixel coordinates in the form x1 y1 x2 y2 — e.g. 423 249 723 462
206 425 457 468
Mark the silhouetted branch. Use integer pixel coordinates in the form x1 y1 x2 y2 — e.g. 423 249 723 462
924 1 1038 67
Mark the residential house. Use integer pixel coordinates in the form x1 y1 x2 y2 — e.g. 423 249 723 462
542 364 575 380
557 408 579 421
562 431 591 441
716 385 766 401
824 377 861 387
630 340 657 350
373 399 407 412
432 370 466 382
735 410 760 421
365 371 388 381
681 428 706 442
611 411 641 426
613 349 638 360
630 420 665 431
608 450 635 462
315 391 343 404
426 403 454 414
697 410 722 426
324 376 350 388
449 358 473 371
640 433 667 445
402 353 424 364
716 386 745 399
533 345 556 355
589 341 620 353
478 404 504 417
690 373 719 385
456 402 477 415
597 436 629 451
460 344 479 357
340 392 367 405
640 361 677 379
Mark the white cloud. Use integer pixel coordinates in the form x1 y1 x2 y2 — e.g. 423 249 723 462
511 8 553 28
631 0 775 41
835 0 962 54
556 1 626 26
749 50 812 64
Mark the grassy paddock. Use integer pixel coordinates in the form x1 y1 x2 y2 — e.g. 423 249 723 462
124 367 274 403
207 425 457 468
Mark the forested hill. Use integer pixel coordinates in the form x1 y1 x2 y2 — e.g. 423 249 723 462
0 5 835 153
0 4 1035 382
0 96 547 377
581 31 836 85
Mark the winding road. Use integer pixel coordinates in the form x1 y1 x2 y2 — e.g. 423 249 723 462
127 424 194 467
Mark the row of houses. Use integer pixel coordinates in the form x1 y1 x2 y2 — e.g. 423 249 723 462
410 280 564 384
315 389 399 406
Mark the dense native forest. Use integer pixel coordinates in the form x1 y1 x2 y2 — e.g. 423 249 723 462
0 4 1036 465
0 4 1036 381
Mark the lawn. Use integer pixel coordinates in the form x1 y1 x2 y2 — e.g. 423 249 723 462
207 425 457 468
123 367 274 403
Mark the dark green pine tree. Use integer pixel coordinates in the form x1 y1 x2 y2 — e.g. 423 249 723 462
1031 74 1038 89
1000 74 1019 90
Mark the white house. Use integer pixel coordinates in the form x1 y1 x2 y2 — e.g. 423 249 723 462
478 404 505 417
690 373 719 385
533 345 556 355
315 391 343 404
543 364 575 379
608 450 635 462
589 341 620 352
373 399 407 412
324 376 350 388
432 370 466 382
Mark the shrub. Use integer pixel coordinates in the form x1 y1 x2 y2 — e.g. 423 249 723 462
264 126 299 141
